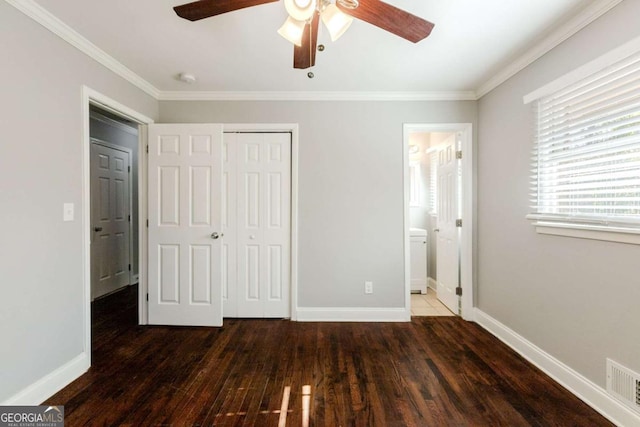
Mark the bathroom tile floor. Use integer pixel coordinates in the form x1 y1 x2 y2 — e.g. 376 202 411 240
411 288 455 316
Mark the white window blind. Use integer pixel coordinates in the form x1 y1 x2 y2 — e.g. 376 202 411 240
530 49 640 228
429 151 438 214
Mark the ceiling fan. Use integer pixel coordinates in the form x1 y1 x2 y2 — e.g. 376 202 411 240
173 0 434 70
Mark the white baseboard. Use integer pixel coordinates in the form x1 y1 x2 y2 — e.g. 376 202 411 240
1 352 90 405
428 277 437 291
296 307 410 322
474 309 640 427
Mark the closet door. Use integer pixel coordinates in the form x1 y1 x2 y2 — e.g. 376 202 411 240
223 132 291 318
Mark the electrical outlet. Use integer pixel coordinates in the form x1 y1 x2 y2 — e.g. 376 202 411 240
364 281 373 294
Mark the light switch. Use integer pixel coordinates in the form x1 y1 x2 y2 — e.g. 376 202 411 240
63 203 74 221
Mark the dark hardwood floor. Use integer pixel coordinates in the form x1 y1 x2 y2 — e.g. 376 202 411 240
46 285 613 426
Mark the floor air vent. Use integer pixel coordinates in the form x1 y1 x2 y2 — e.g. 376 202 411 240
606 359 640 414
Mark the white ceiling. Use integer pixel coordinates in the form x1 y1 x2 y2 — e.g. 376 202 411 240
31 0 599 94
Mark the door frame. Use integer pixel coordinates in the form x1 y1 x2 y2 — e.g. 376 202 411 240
89 138 134 299
81 86 154 364
403 123 474 321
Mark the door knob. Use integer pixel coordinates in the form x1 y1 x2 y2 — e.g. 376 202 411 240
210 232 224 240
94 226 103 232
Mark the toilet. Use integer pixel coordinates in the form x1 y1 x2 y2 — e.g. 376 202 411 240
409 228 428 294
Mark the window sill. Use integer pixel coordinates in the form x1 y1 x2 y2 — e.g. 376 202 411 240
530 221 640 245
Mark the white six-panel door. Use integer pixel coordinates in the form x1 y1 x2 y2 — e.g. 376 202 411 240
436 134 460 315
222 133 291 318
147 124 224 326
90 142 131 300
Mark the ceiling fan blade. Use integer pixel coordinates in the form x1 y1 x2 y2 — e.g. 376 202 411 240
174 0 279 21
337 0 434 43
293 12 320 69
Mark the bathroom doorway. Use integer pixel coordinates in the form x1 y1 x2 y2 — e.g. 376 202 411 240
403 124 473 320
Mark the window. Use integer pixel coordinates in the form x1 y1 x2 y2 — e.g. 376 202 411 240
429 151 438 214
527 47 640 241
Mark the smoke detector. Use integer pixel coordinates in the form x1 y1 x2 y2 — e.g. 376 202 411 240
177 73 197 84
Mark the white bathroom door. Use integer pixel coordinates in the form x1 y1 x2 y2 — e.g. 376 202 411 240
436 135 460 315
147 124 224 326
222 132 291 318
90 142 131 300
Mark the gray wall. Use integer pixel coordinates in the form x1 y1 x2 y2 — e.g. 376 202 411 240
89 109 140 279
160 101 477 308
0 2 158 402
477 0 640 388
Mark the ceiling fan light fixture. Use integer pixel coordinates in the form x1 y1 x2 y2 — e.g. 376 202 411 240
321 3 353 41
277 16 306 46
284 0 317 21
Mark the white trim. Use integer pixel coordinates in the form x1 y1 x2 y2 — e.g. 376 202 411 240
1 353 89 405
290 127 300 321
138 125 149 325
157 91 477 102
296 307 409 322
84 87 155 125
403 127 412 315
81 89 92 368
4 0 475 102
7 0 622 102
6 0 160 99
474 309 640 427
403 123 474 321
523 33 640 104
82 86 155 355
532 222 640 245
477 0 623 99
222 124 300 321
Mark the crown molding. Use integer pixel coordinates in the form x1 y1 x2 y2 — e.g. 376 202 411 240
9 0 621 103
4 0 474 104
157 90 478 102
475 0 623 99
6 0 160 99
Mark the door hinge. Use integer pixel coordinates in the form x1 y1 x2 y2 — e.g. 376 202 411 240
128 215 131 222
146 145 149 154
456 219 463 227
456 150 462 159
128 264 131 271
146 219 149 228
146 293 149 301
128 166 131 173
456 286 463 296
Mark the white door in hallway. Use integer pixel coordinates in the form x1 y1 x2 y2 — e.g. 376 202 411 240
147 124 224 326
436 135 460 315
90 142 131 300
222 133 291 318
